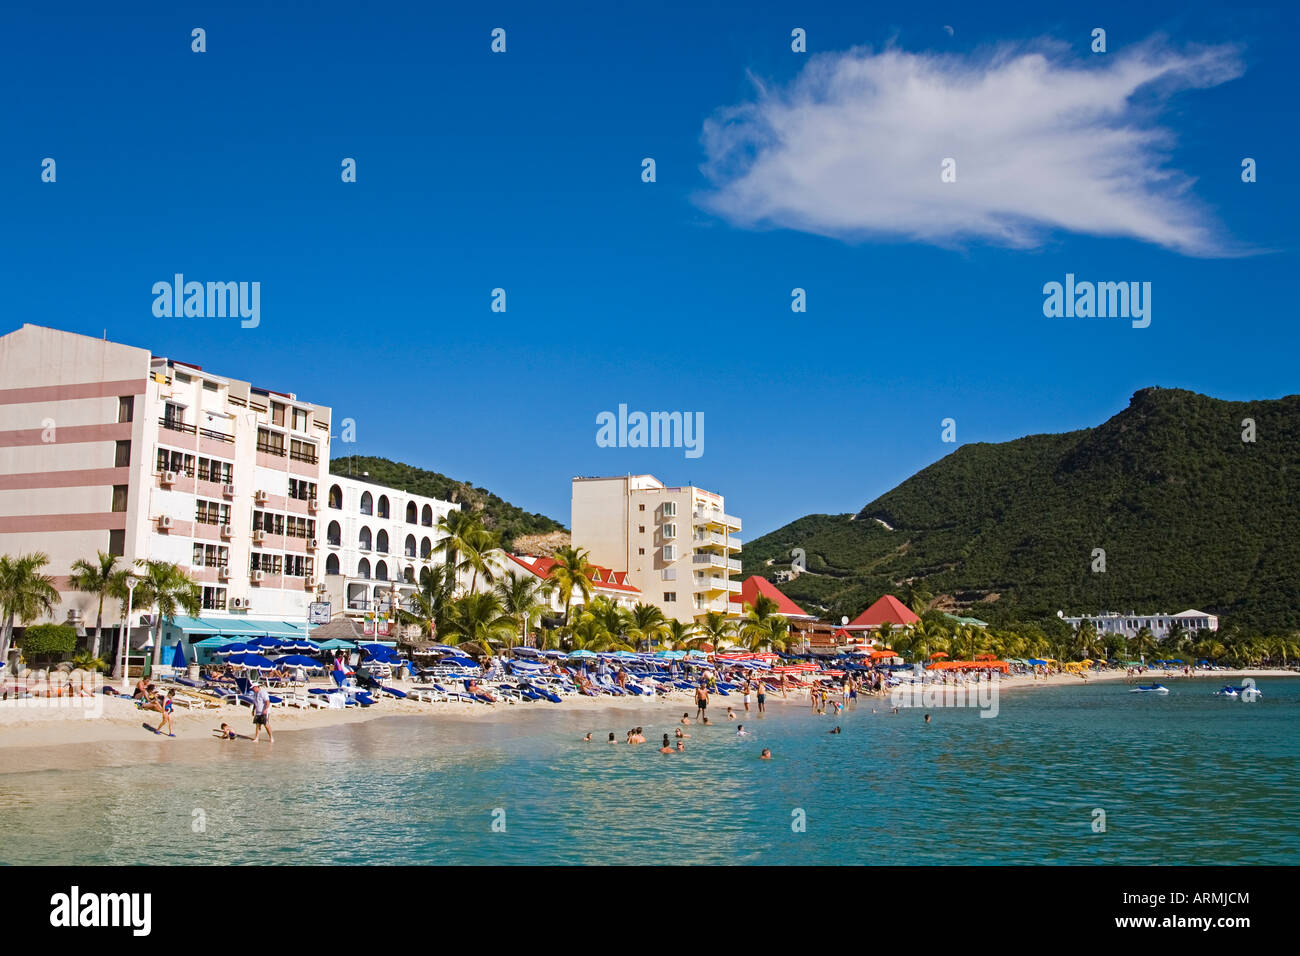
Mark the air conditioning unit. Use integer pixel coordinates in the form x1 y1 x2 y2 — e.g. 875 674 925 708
231 597 248 610
308 538 319 550
308 498 319 513
254 489 268 505
304 575 317 589
161 471 177 486
218 567 231 582
251 569 265 584
220 523 233 539
253 529 266 545
158 515 174 531
66 608 84 623
222 483 235 498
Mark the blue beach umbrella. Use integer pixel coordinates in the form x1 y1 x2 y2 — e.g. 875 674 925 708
171 641 187 668
272 654 325 670
226 653 276 670
568 649 596 659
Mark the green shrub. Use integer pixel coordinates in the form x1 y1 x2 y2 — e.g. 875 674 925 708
21 623 78 658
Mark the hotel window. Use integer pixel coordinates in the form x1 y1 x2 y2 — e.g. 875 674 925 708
638 504 645 511
662 568 676 580
117 396 134 423
271 402 285 427
284 555 314 577
638 547 645 555
111 485 128 512
292 408 308 431
156 449 195 476
250 553 283 574
192 544 228 568
662 545 676 561
163 402 184 427
662 502 677 517
289 478 317 501
662 524 676 539
114 440 131 468
203 380 218 393
253 511 285 535
289 438 317 464
201 586 227 611
195 500 230 526
108 529 125 557
197 457 233 484
663 592 676 603
257 428 285 456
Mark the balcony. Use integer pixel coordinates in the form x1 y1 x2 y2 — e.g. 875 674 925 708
256 439 286 457
694 575 730 594
160 418 233 443
692 552 728 569
692 509 741 532
692 530 742 552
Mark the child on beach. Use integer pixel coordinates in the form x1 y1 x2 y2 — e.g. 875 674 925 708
156 690 176 736
726 707 736 720
213 723 241 739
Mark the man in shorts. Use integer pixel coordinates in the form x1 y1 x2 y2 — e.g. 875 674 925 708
694 682 709 721
250 680 273 743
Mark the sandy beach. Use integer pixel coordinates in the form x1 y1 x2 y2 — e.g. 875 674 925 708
1 667 1286 772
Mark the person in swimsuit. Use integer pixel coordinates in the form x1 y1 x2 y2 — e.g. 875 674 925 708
660 734 673 753
155 690 176 735
756 684 767 715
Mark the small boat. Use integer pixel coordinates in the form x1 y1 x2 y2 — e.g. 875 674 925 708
1130 683 1169 694
1215 685 1262 699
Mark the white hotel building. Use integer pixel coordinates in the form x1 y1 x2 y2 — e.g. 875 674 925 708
0 324 457 656
1062 609 1220 641
571 475 742 624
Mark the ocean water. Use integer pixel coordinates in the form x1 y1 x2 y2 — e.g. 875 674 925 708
2 677 1297 865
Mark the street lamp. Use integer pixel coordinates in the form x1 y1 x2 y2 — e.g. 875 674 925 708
119 573 140 692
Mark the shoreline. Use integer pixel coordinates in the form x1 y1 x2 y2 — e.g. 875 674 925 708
0 668 1288 773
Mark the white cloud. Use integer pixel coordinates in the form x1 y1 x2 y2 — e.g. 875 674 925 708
697 39 1244 256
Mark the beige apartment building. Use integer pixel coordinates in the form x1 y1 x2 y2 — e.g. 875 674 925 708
570 475 741 624
0 324 455 659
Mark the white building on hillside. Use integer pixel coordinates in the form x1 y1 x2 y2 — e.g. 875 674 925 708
1061 609 1219 641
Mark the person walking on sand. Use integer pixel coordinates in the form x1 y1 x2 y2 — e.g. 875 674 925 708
156 689 176 736
250 680 273 743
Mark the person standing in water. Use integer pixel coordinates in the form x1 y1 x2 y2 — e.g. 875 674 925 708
250 681 273 743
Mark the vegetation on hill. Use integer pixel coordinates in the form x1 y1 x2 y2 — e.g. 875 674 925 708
330 455 565 549
744 388 1300 633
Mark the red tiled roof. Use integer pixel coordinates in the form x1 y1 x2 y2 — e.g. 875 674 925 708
727 576 815 618
846 595 919 629
505 554 640 594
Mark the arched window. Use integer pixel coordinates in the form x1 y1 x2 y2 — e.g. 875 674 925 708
420 536 432 559
325 554 340 575
327 520 341 547
357 558 371 579
376 529 389 553
358 527 372 551
404 565 416 583
404 534 416 557
328 484 343 509
360 491 373 515
375 560 389 582
377 495 390 519
405 501 417 523
421 504 433 526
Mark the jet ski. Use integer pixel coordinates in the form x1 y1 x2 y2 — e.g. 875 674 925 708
1130 683 1169 693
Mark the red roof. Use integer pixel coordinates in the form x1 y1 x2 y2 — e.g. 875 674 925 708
846 595 919 629
727 576 815 618
505 554 640 594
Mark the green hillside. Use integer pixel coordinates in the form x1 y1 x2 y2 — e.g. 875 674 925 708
744 388 1300 632
330 455 565 548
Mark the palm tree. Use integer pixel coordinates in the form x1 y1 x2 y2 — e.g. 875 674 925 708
629 602 669 650
665 619 699 650
433 510 493 593
494 570 550 648
402 563 457 638
697 610 734 649
587 597 632 646
901 580 934 617
740 594 785 651
547 546 596 629
134 560 201 668
0 552 60 665
443 591 513 649
68 551 122 660
1131 626 1156 663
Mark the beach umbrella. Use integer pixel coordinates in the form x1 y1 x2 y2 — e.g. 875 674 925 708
215 642 251 656
568 649 596 659
512 647 541 657
171 641 187 668
227 653 276 670
272 654 325 670
929 652 949 660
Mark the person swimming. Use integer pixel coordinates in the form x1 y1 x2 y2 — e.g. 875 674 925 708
680 712 691 725
924 713 932 724
736 724 749 736
583 732 593 741
660 734 673 753
828 726 842 734
726 707 736 720
676 740 685 752
607 732 617 743
675 727 689 739
760 748 772 760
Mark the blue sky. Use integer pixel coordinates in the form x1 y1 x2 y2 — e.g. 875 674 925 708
2 1 1296 537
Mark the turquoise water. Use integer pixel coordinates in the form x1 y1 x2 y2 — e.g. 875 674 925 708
2 678 1298 865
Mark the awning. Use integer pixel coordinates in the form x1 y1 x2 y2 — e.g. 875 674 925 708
166 615 228 635
192 636 237 649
